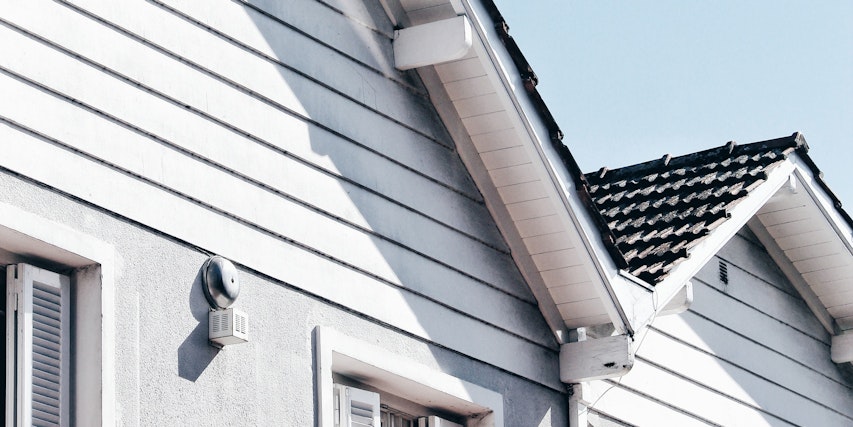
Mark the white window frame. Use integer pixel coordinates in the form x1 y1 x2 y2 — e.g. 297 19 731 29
0 201 115 426
315 326 503 427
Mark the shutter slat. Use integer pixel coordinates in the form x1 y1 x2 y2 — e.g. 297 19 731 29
13 269 67 427
32 280 63 427
335 384 380 427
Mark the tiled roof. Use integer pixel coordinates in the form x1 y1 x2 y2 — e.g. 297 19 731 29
480 2 853 287
584 134 807 284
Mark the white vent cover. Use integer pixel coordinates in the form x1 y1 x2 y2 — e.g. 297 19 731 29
209 308 249 347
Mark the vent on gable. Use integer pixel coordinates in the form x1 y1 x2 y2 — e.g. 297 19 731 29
719 261 729 285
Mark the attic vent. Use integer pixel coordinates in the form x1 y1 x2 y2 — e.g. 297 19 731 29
719 261 729 285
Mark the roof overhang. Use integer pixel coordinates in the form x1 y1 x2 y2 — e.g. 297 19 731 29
644 145 853 365
385 0 654 344
749 157 853 362
385 0 853 379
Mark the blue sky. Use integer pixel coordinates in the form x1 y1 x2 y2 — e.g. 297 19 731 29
492 1 853 206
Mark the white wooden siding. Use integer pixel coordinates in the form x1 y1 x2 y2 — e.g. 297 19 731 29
585 229 853 425
0 0 562 389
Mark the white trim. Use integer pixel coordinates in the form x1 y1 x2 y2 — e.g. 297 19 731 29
394 16 473 70
455 0 633 334
559 334 633 383
789 162 853 258
0 201 115 427
315 326 503 427
415 65 568 342
831 332 853 364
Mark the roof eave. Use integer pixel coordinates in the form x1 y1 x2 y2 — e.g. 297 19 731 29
389 0 644 342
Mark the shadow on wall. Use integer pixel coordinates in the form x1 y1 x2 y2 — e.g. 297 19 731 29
177 266 218 382
236 1 564 425
125 0 564 424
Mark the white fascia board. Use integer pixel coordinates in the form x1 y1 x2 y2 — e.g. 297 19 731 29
457 0 638 335
788 157 853 258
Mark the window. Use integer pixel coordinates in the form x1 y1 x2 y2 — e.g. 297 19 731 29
0 201 115 426
316 326 503 427
5 264 70 426
332 382 465 427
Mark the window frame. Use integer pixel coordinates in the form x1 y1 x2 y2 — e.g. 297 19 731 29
315 326 503 427
0 201 115 426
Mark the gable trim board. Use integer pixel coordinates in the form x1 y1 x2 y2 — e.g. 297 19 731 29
389 0 853 381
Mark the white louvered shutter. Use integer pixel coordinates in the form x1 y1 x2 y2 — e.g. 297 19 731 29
5 264 70 427
334 384 380 427
417 416 463 427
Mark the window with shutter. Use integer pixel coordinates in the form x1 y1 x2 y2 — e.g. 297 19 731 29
5 264 70 427
317 327 503 427
335 384 381 427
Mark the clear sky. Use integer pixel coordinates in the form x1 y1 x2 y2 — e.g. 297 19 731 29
492 1 853 207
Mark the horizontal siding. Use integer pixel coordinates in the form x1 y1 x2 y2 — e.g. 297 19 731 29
0 0 561 389
585 380 717 427
591 229 853 425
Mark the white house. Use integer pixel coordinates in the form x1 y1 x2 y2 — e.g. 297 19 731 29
1 0 851 426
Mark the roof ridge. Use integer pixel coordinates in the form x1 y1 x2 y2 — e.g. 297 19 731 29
587 133 805 183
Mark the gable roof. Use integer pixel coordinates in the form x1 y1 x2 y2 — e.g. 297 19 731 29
584 135 805 284
388 2 853 368
583 132 853 364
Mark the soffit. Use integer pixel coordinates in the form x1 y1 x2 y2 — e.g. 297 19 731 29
753 165 853 333
395 0 621 335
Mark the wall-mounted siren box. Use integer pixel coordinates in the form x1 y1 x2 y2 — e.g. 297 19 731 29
209 307 249 348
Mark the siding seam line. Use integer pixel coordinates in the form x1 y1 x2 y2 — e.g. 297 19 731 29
0 115 555 352
311 0 396 39
141 0 445 146
0 17 507 252
599 378 723 427
716 252 801 299
694 276 829 344
0 69 525 303
232 0 411 88
678 308 852 390
636 354 851 424
648 325 853 416
0 165 566 393
55 1 478 197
